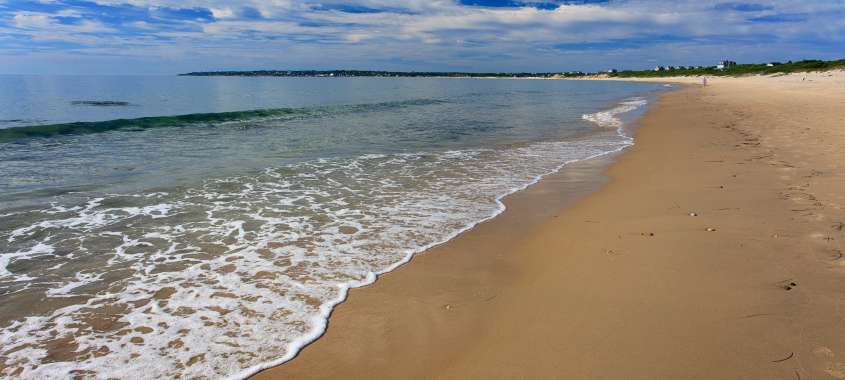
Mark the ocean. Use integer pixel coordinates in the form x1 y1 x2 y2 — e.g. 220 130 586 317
0 75 664 378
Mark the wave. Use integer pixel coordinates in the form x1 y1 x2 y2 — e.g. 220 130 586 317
0 98 445 143
581 97 648 129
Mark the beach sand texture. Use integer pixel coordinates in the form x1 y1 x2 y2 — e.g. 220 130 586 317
255 72 845 379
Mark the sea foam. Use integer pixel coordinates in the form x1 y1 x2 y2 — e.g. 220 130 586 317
582 97 648 129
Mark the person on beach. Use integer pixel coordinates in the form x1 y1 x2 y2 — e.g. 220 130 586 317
702 77 708 86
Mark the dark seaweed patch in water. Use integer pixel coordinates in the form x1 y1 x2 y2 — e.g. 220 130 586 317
0 98 447 143
71 101 132 106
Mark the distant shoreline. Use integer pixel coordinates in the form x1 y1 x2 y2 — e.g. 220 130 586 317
177 70 584 79
180 58 845 79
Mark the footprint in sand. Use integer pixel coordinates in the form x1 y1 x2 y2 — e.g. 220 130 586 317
778 279 798 291
826 361 845 378
814 346 845 378
813 248 845 267
816 347 835 358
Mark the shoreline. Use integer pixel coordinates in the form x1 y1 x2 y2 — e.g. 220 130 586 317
235 132 635 380
250 91 659 378
255 71 845 379
239 93 653 379
253 146 626 380
248 90 660 378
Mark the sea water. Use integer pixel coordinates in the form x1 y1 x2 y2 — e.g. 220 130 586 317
0 75 663 378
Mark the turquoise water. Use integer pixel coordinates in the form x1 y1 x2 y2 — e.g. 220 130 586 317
0 76 663 378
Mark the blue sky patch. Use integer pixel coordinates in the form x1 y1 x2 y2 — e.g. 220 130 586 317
714 2 774 12
748 13 809 23
458 0 560 10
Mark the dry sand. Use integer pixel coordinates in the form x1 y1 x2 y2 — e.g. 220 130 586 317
255 72 845 379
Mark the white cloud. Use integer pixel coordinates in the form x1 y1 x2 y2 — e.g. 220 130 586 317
209 7 235 20
1 0 843 74
13 12 53 29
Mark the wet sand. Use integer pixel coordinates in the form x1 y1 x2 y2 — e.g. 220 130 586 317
255 72 845 379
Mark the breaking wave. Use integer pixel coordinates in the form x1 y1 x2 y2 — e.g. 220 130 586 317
0 98 446 142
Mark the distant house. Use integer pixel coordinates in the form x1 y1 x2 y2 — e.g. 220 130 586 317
654 66 666 71
716 60 737 70
766 62 782 67
607 69 618 74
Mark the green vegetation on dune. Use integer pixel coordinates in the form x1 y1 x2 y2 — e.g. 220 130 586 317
611 59 845 78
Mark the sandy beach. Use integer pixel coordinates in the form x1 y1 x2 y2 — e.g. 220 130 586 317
5 1 845 378
252 71 845 380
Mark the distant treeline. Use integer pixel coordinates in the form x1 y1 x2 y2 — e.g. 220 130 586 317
611 59 845 78
180 59 845 79
178 70 588 78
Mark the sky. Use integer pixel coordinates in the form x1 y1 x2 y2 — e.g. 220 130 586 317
1 0 844 74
